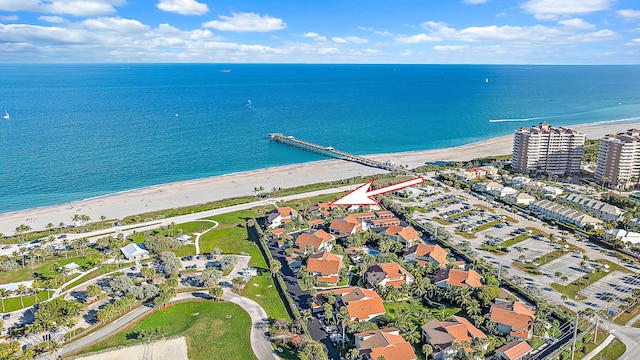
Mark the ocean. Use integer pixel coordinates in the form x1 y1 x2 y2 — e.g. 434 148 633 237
1 64 640 214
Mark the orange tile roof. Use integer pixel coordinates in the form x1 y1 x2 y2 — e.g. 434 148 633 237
372 218 401 226
317 274 339 283
356 328 417 360
295 230 334 251
308 219 324 226
321 287 384 321
397 226 419 242
376 211 394 218
496 340 532 360
422 317 485 354
384 225 404 236
435 268 483 288
452 316 486 340
271 228 285 238
405 243 448 267
278 207 298 217
490 301 535 337
329 218 360 235
349 212 376 221
307 251 344 276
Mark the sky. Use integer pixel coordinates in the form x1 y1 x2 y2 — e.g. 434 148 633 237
0 0 639 63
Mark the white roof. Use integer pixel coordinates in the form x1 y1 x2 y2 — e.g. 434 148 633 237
176 234 192 241
120 243 149 259
0 280 34 292
64 262 80 270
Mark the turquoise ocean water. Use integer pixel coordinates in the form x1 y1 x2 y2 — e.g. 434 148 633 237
1 64 640 214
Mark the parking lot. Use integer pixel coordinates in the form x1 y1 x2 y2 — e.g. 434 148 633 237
580 271 640 313
538 252 586 284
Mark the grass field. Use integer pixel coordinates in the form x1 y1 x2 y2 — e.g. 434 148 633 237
1 290 54 312
0 254 101 285
593 336 626 360
82 301 256 360
238 272 290 320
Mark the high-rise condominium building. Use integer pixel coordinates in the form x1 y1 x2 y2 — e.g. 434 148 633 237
511 122 585 176
595 129 640 189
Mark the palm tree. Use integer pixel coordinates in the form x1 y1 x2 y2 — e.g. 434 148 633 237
466 300 481 316
0 288 7 313
346 348 359 360
336 306 350 348
422 344 433 359
100 215 107 229
17 284 26 308
269 259 282 277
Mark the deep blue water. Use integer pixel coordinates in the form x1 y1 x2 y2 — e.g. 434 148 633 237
1 64 640 213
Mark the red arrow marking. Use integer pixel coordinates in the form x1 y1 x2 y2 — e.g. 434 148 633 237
329 177 424 206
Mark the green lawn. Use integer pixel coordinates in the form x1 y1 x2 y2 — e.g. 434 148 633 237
1 290 54 312
593 336 626 360
62 262 136 291
172 244 196 257
0 254 101 285
238 272 290 320
81 301 256 360
175 221 217 234
573 329 609 360
384 299 461 320
501 234 530 248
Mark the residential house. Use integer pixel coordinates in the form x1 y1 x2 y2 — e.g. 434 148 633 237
541 186 563 198
307 219 324 229
505 192 536 206
456 167 487 181
345 247 364 263
376 211 395 219
314 287 386 321
435 268 483 289
271 228 285 240
266 207 299 228
404 243 448 268
329 216 366 238
385 225 420 247
371 218 401 228
422 316 487 360
490 299 536 339
285 253 302 273
307 251 345 285
529 199 602 229
355 328 417 360
365 262 415 289
606 229 640 245
309 202 335 217
120 243 149 260
561 193 625 221
294 230 334 255
494 340 533 360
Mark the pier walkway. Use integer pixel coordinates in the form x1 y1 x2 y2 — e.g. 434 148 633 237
269 133 412 174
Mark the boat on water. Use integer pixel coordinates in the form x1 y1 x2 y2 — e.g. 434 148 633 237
3 110 8 120
485 77 489 83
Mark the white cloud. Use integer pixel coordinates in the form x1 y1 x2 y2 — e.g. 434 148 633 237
0 15 18 21
301 32 326 41
38 16 67 23
357 26 394 36
156 0 209 16
396 33 442 44
332 37 346 44
462 0 488 4
203 12 286 32
345 36 368 44
397 21 618 45
521 0 614 20
433 45 469 51
626 38 640 46
0 0 125 17
558 18 595 30
82 17 148 33
617 9 640 22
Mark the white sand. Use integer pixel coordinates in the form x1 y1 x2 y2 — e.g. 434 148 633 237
1 121 638 235
72 337 188 360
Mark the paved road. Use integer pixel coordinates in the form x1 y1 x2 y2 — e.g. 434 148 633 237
267 241 341 360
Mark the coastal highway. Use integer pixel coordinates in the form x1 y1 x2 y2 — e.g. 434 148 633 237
0 185 359 258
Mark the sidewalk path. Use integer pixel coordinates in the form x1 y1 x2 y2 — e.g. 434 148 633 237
193 220 218 255
582 334 615 360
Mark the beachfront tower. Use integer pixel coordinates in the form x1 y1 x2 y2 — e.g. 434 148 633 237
511 122 585 176
595 129 640 189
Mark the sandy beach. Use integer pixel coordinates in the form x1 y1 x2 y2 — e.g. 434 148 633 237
1 121 638 235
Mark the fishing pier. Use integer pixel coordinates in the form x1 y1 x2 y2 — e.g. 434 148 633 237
268 133 412 174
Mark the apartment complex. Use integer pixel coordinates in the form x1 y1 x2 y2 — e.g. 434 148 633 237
511 122 585 176
595 129 640 189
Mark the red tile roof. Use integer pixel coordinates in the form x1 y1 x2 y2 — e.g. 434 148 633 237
384 225 404 236
317 287 385 321
372 218 401 227
308 219 324 227
435 268 483 288
496 340 532 360
366 262 414 288
307 251 344 277
376 211 394 218
404 243 448 267
397 226 419 243
329 218 361 235
295 230 334 251
356 328 417 360
490 300 536 338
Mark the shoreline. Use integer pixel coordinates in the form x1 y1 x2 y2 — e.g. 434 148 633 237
1 121 639 235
